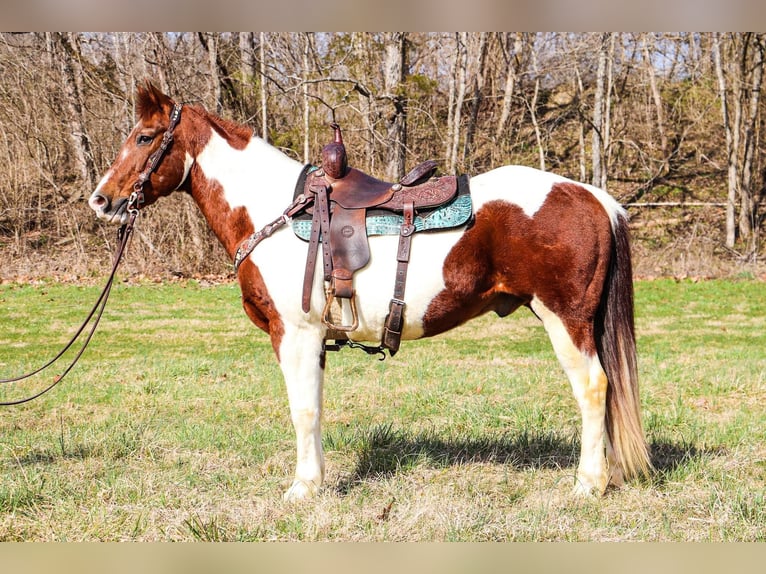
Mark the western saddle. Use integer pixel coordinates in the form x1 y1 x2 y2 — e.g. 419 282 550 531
297 123 462 356
233 123 469 357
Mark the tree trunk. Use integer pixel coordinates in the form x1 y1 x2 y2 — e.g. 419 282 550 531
302 33 312 164
447 33 467 174
352 32 375 171
739 33 764 253
592 33 614 190
260 32 268 142
239 32 257 120
713 33 739 248
642 33 669 174
146 33 170 94
463 32 489 167
52 32 97 197
528 42 545 171
444 33 457 168
198 33 222 114
602 33 616 190
574 64 587 182
495 32 523 141
383 32 407 181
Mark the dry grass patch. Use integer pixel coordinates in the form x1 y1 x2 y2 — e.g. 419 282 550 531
1 279 765 540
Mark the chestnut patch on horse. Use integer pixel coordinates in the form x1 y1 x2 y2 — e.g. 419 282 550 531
424 182 612 356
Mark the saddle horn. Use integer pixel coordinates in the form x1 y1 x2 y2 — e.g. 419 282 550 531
321 123 348 179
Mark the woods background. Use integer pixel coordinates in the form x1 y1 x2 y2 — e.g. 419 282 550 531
0 32 764 281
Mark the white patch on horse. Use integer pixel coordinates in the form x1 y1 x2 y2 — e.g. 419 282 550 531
196 132 302 226
174 152 194 190
469 165 624 230
93 168 113 195
530 296 609 495
278 320 326 500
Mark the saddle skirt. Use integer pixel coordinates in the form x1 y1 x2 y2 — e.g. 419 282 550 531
290 170 472 240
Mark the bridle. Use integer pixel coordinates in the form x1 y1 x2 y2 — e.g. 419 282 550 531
0 103 183 406
130 103 183 211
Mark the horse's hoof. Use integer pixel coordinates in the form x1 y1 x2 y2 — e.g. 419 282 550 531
283 479 319 502
608 467 625 488
571 476 607 498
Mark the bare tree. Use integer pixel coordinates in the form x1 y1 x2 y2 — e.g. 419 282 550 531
383 32 407 180
642 33 669 173
592 33 615 190
260 32 268 142
302 33 313 164
463 32 489 167
238 32 257 121
50 32 97 196
739 33 764 254
527 36 546 171
446 33 467 174
351 32 376 171
714 32 743 248
495 32 524 142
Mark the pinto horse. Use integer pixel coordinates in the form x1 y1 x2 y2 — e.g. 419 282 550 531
88 83 651 500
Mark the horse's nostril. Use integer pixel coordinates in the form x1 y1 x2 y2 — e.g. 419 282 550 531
89 192 108 210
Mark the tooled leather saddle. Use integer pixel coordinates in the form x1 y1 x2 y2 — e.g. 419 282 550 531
295 124 471 356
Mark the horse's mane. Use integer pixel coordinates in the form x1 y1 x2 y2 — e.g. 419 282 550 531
193 105 253 149
135 83 253 149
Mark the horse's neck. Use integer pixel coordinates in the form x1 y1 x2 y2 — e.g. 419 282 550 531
188 130 303 256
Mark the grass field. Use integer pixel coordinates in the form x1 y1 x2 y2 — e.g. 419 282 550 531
1 277 764 541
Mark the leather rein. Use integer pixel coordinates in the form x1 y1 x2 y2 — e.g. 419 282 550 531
0 103 182 406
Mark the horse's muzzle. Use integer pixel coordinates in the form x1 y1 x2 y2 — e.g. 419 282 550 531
89 191 129 225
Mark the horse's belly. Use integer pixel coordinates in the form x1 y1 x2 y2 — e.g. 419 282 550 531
348 227 465 342
249 225 463 342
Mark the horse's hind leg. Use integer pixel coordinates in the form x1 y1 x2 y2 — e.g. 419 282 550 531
277 323 326 501
530 297 610 496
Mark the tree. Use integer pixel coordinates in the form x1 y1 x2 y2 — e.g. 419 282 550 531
713 32 764 252
383 32 407 180
445 32 467 174
463 32 489 169
50 32 98 196
592 33 615 190
495 32 524 142
260 32 268 141
739 33 764 255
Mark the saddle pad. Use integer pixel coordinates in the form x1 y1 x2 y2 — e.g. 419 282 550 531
291 173 473 241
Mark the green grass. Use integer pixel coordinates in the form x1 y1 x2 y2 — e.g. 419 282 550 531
0 278 764 540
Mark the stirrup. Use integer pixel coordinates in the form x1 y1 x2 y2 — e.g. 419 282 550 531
322 289 359 332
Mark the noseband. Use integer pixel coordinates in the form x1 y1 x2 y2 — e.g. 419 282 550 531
129 102 183 213
0 103 183 406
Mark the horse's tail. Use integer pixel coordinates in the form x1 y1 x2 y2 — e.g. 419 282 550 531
596 212 653 481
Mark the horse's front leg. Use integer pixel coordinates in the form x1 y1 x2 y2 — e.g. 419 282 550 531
276 323 326 501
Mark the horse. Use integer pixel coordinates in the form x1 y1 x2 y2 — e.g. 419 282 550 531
88 82 651 501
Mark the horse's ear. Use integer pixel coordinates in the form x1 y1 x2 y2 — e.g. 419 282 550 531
136 81 174 121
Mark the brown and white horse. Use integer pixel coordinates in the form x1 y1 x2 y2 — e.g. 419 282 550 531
89 83 651 501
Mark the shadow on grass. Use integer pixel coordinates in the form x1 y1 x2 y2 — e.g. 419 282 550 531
333 423 579 495
10 443 98 467
648 438 728 487
332 424 727 495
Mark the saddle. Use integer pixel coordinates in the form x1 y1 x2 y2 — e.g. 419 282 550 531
299 124 467 355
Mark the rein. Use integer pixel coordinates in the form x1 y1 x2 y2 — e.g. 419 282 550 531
0 103 183 406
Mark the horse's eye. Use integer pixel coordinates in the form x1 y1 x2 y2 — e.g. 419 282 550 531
137 134 154 146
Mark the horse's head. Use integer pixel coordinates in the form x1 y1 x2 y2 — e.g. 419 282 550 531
89 82 190 225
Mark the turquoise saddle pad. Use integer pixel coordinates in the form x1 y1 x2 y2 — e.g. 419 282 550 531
291 175 473 240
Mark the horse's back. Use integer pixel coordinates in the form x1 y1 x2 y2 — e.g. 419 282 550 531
470 165 624 227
